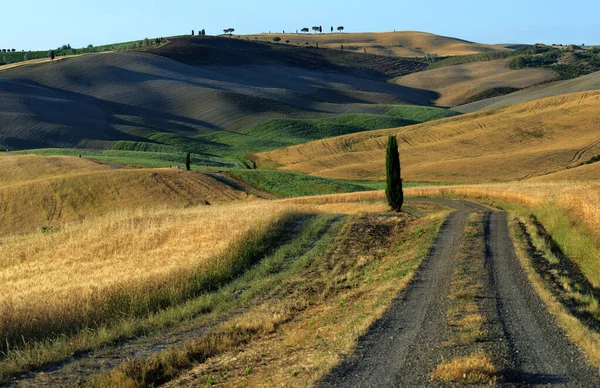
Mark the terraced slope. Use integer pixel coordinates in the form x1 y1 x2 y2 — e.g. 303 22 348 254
0 36 432 151
253 91 600 183
242 31 506 57
0 154 255 237
394 58 558 107
456 70 600 112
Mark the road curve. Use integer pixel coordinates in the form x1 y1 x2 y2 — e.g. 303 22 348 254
320 198 600 387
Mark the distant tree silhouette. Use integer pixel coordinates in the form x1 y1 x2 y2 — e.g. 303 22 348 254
49 50 55 61
185 152 191 171
301 27 309 33
319 26 322 33
331 26 333 32
202 29 206 35
191 30 195 36
11 48 15 52
337 26 344 32
385 135 403 212
87 44 94 52
312 26 319 33
273 36 281 42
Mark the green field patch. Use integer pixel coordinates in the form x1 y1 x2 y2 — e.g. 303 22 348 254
226 170 375 197
385 105 460 122
26 107 458 170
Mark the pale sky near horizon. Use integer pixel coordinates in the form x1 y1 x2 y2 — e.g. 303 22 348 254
2 0 599 51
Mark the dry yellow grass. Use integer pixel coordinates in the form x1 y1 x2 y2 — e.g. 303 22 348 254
242 31 506 57
394 58 558 106
0 201 304 346
255 90 600 182
532 162 600 181
0 154 253 237
431 353 498 384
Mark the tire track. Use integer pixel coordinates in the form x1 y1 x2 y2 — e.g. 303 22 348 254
486 212 600 385
566 138 600 166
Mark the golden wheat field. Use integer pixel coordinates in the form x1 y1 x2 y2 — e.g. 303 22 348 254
0 201 306 340
242 31 505 57
394 58 558 107
0 202 295 301
255 90 600 182
0 154 255 237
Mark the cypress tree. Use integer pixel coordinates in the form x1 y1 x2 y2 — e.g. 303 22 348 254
385 135 403 211
185 152 191 171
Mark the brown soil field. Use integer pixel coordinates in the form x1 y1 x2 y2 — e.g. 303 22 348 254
0 154 257 237
394 59 558 107
457 70 600 112
242 31 506 57
253 90 600 183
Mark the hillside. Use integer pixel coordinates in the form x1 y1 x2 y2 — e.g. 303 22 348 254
0 154 260 237
242 31 507 57
253 90 600 183
394 58 558 107
531 162 600 181
0 36 436 159
456 70 600 112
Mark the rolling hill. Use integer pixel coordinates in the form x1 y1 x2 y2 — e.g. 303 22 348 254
531 162 600 181
0 36 432 154
456 70 600 112
0 154 261 237
242 31 507 57
253 90 600 183
394 58 558 107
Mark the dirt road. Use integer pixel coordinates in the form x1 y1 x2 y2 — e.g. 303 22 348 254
322 199 600 386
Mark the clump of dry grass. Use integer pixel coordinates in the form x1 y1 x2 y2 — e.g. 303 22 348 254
431 353 498 384
0 202 309 351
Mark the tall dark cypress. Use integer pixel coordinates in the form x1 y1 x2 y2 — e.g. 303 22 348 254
386 135 403 211
185 152 191 171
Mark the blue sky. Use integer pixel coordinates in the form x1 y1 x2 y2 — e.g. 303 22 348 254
2 0 599 51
